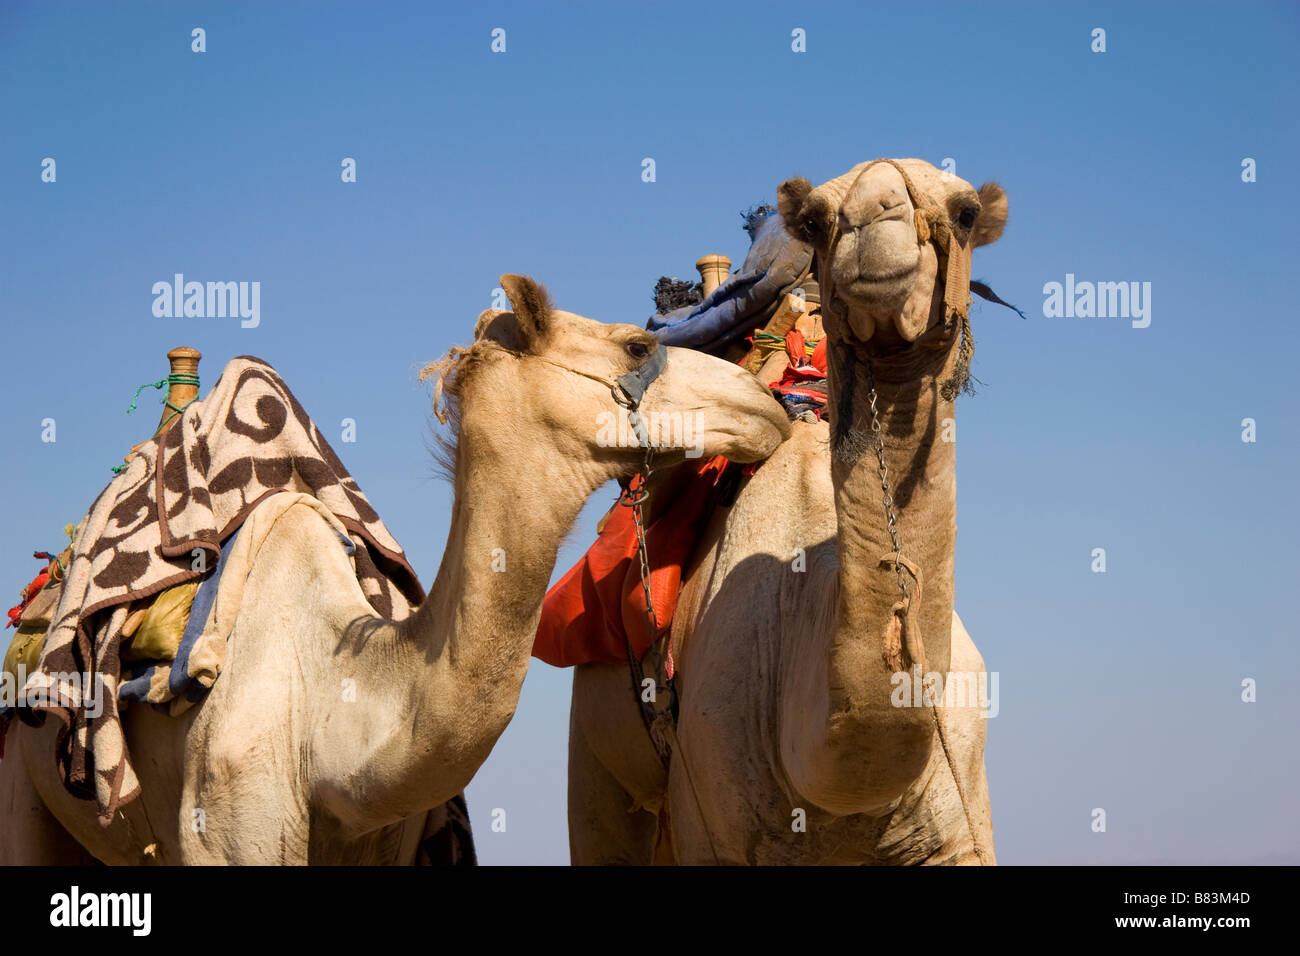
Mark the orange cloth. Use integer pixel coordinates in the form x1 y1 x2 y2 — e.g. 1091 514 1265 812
533 456 731 668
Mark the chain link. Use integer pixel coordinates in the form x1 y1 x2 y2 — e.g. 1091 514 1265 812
863 359 910 603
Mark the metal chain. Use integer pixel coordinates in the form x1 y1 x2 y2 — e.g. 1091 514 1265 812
628 441 661 642
617 416 673 764
863 356 986 863
617 419 721 863
862 359 910 603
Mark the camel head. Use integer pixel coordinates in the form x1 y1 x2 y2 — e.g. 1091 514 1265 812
778 159 1007 356
423 275 789 479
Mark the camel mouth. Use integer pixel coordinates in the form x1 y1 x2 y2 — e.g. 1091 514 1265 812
716 411 790 462
832 221 922 306
845 267 917 289
835 266 920 314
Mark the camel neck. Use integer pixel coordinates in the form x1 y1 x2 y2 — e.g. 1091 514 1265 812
776 333 961 814
411 427 601 671
829 336 957 677
339 420 604 829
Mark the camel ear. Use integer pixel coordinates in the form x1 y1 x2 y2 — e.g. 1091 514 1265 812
971 182 1007 248
474 308 503 338
778 178 812 232
490 274 553 352
474 310 527 352
778 177 832 247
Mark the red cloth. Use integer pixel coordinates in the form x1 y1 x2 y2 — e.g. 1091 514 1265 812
771 329 827 386
810 336 827 373
533 456 730 668
767 331 829 419
2 557 53 756
6 558 52 630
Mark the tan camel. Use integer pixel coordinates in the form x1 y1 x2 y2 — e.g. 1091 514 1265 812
568 160 1007 865
0 275 789 865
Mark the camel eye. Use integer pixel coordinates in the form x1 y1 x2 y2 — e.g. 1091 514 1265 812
625 341 650 360
957 207 978 229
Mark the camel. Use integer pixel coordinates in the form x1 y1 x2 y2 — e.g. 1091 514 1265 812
0 274 790 864
568 160 1007 865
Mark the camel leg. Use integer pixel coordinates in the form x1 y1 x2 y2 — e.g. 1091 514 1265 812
567 708 658 865
414 794 477 866
568 662 672 865
0 727 99 865
945 612 996 864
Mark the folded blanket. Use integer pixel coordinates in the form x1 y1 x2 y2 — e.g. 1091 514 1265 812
19 356 424 826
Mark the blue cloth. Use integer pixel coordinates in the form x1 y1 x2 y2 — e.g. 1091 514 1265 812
118 529 241 707
646 211 812 354
169 525 237 702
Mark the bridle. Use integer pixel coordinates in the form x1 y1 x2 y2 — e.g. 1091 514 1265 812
813 160 972 645
534 342 679 741
816 159 979 400
818 159 1023 401
523 342 669 448
532 341 668 413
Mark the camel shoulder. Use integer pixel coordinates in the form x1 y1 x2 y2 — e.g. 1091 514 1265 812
230 496 380 629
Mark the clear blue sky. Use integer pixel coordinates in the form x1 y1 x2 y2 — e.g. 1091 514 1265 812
2 1 1297 864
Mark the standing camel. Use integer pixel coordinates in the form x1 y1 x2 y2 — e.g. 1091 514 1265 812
568 160 1007 865
0 274 789 864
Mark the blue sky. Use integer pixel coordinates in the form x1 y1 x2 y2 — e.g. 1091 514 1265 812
2 0 1297 864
